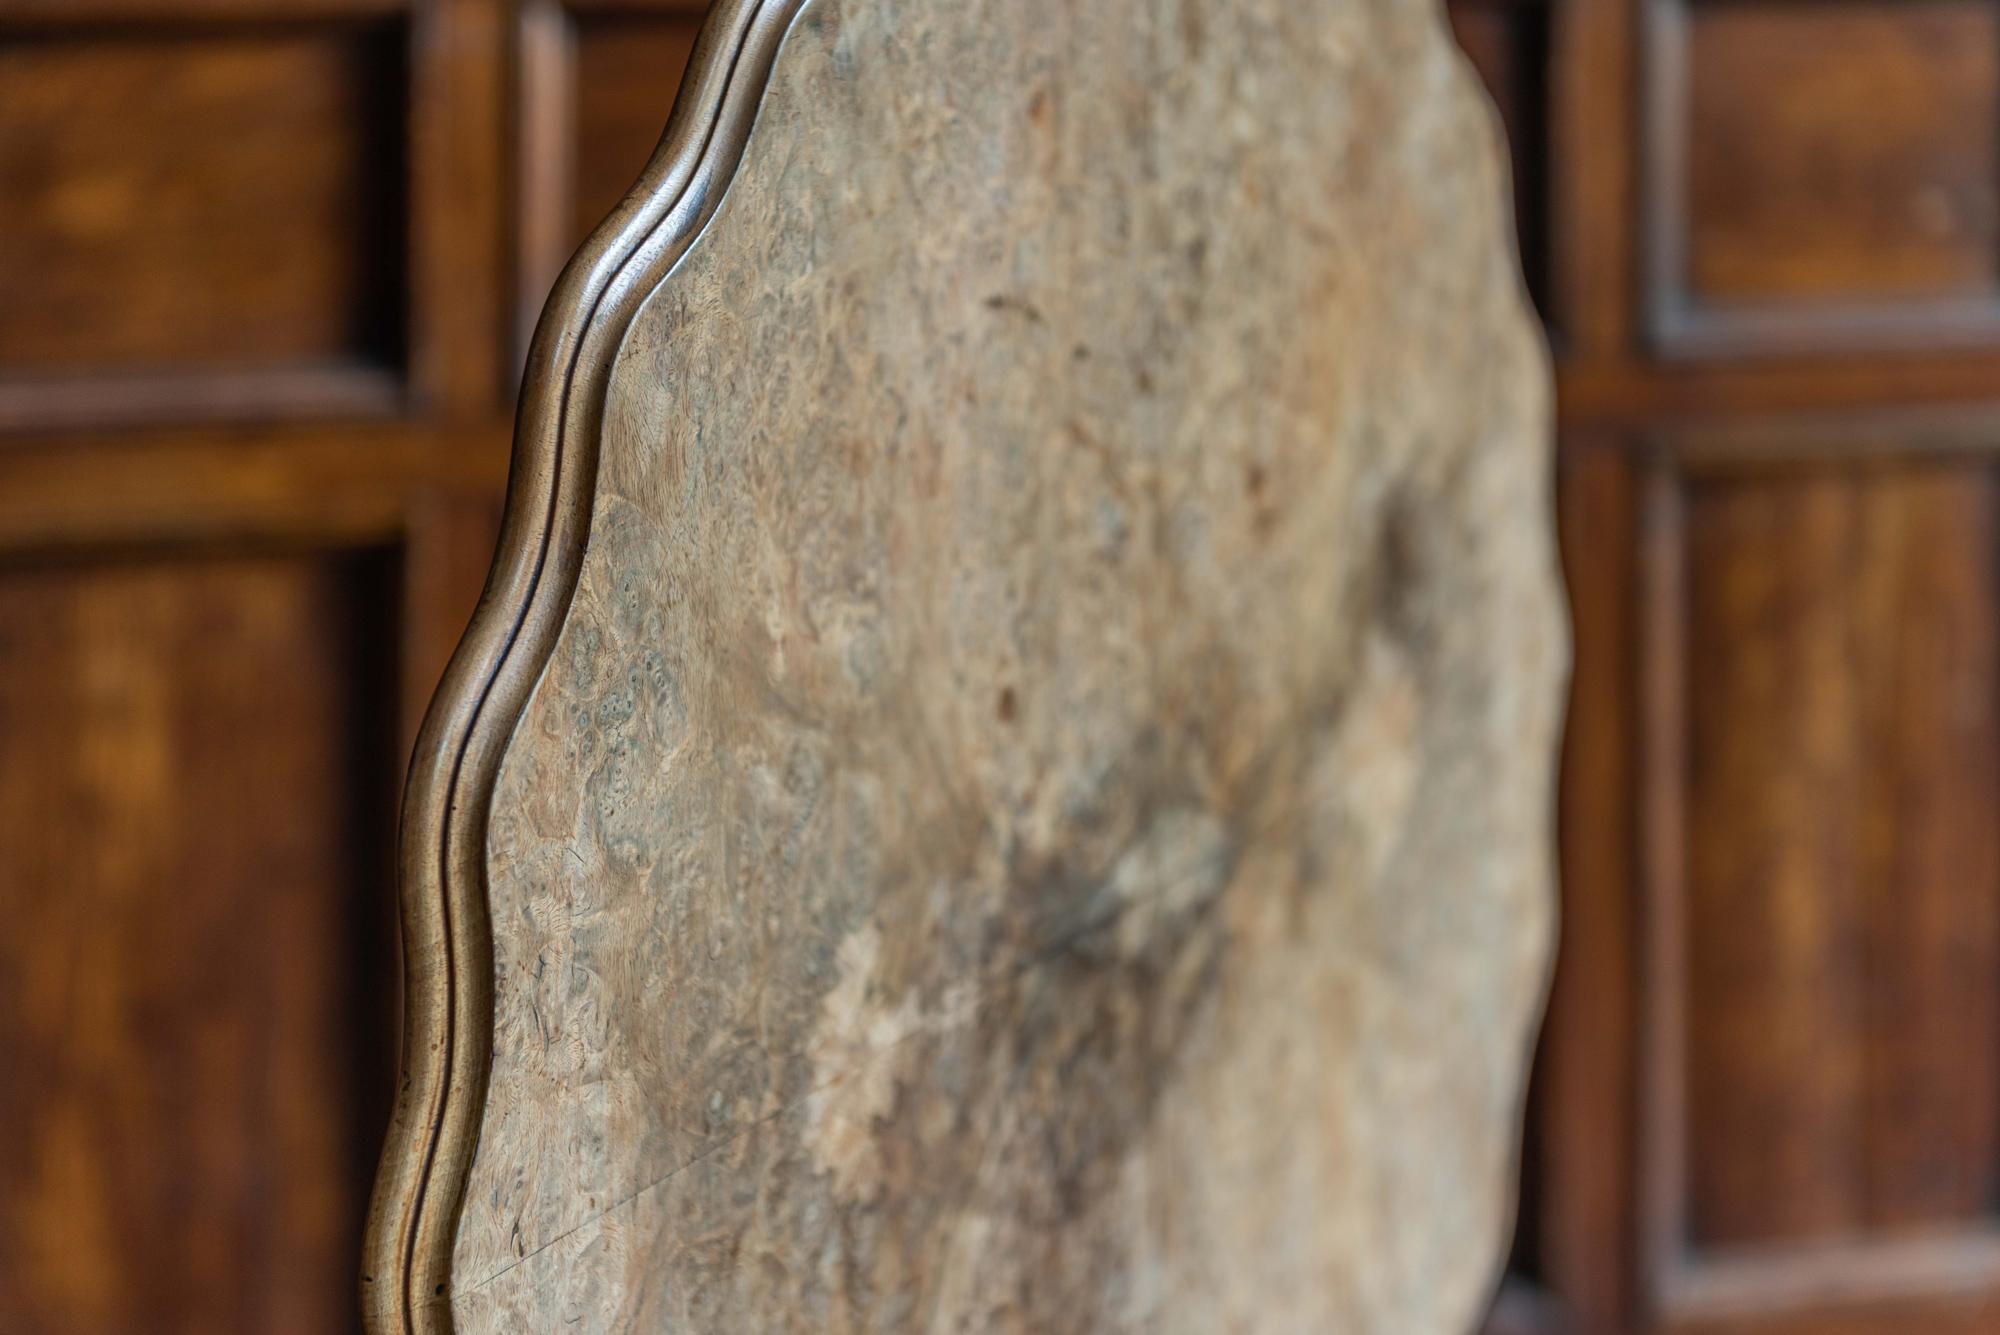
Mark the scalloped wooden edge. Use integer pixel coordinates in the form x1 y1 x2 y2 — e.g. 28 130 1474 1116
360 4 816 1330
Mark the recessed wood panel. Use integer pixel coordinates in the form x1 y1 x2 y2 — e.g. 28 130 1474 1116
0 552 399 1334
0 26 405 394
1651 0 2000 353
1679 464 2000 1253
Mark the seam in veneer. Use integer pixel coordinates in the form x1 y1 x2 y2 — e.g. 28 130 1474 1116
360 3 816 1332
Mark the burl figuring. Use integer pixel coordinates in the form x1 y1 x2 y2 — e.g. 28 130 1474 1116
365 0 1565 1331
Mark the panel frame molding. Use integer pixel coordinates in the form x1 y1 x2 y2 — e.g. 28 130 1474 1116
1633 416 2000 1335
0 9 425 433
1640 0 2000 363
0 0 509 435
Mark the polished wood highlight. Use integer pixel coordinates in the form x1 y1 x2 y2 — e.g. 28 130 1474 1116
1632 451 2000 1335
513 1 703 357
366 6 818 1330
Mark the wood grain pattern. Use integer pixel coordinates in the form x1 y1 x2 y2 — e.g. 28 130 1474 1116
0 2 516 1331
368 0 1562 1330
408 0 509 418
365 5 823 1329
568 11 703 252
0 552 400 1335
1537 436 1641 1332
1681 0 1999 305
1610 439 2000 1335
1447 3 2000 1330
41 0 1995 1329
513 1 705 362
1437 0 2000 1323
0 25 405 380
0 426 508 550
1645 0 2000 356
1681 466 2000 1250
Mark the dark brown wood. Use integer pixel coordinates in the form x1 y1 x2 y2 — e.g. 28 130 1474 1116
1446 0 1551 313
1558 356 2000 431
566 11 703 248
396 488 504 756
12 0 2000 1329
0 23 407 426
1637 447 1692 1318
1450 1 2000 1332
0 427 508 551
0 0 410 18
0 551 400 1335
1681 465 2000 1250
0 2 525 1329
409 0 509 416
1549 0 1635 360
1544 437 1643 1332
1645 0 2000 358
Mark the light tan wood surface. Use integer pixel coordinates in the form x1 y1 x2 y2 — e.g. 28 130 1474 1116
367 1 1561 1331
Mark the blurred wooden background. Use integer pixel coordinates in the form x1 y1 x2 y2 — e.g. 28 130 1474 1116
0 3 706 1330
2 1 1997 1332
1453 1 2000 1332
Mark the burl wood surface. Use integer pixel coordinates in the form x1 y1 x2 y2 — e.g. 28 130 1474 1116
451 0 1559 1329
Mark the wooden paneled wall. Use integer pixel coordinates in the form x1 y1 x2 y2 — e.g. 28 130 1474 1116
1450 1 2000 1332
6 1 1996 1331
0 3 704 1330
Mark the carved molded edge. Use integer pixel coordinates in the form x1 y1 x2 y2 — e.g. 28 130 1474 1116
361 3 815 1330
